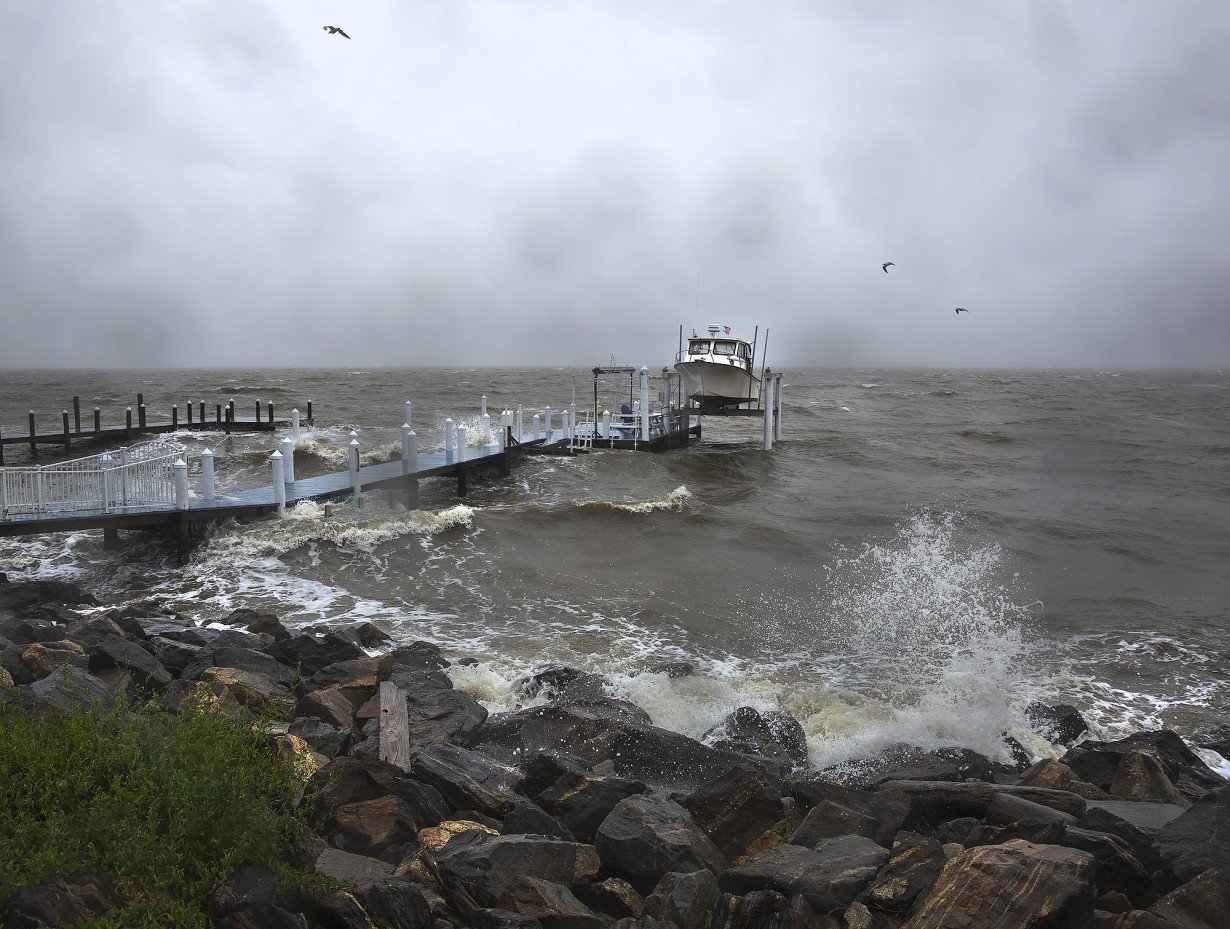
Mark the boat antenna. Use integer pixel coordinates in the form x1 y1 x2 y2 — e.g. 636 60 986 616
694 270 700 317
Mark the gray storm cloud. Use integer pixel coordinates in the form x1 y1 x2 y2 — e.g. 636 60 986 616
0 0 1227 368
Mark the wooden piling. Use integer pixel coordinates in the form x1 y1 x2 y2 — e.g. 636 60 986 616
28 411 36 458
94 408 101 433
125 408 133 441
187 402 193 425
255 400 261 424
103 527 121 550
175 512 191 566
215 404 222 425
62 411 70 454
457 463 468 496
306 400 313 424
224 407 232 435
172 405 178 429
73 396 81 434
0 420 5 465
139 404 147 429
267 402 273 423
378 681 412 772
200 401 205 423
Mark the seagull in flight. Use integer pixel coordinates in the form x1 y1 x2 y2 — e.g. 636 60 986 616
323 25 351 38
954 307 970 314
882 261 894 273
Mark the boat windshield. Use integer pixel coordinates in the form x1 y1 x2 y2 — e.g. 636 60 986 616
712 341 737 356
688 340 710 355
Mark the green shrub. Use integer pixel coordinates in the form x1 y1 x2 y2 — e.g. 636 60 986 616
0 693 311 927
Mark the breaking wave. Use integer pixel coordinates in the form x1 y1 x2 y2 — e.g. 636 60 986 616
573 486 693 514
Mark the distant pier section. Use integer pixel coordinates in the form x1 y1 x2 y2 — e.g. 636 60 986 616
0 392 313 464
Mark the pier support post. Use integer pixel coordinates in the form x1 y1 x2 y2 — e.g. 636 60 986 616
255 400 262 424
292 409 301 442
543 407 552 441
202 449 215 500
125 408 133 441
215 404 221 425
403 401 412 431
456 426 468 496
187 402 193 426
172 404 178 430
481 412 492 446
762 377 774 451
271 452 286 514
73 396 81 434
774 375 783 442
405 429 418 510
199 401 205 423
103 527 121 550
307 400 313 424
480 395 487 417
602 409 611 442
268 402 273 424
516 406 523 442
401 424 412 473
28 411 36 458
639 367 650 442
94 407 101 433
349 439 361 498
532 413 541 439
280 437 295 483
62 411 70 454
100 454 113 511
224 406 231 435
139 403 146 429
174 459 188 510
444 418 455 460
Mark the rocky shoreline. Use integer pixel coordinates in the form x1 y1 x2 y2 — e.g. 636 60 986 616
2 575 1229 929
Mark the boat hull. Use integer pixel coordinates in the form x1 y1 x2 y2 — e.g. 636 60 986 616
674 361 759 410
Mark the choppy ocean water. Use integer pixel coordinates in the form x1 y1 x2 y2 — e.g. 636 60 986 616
2 366 1227 773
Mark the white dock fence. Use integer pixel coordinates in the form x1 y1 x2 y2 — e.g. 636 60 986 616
0 440 190 519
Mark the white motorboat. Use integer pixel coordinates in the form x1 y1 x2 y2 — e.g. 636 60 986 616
674 325 760 411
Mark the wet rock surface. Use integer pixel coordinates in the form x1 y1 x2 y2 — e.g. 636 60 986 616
1 578 1226 929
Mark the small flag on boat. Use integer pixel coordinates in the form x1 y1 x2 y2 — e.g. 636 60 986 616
723 326 731 334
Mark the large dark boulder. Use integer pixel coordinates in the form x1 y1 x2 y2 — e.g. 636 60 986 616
1016 758 1110 800
642 870 721 929
716 890 820 929
789 800 881 848
860 831 946 914
409 741 524 817
28 664 113 711
505 877 608 929
0 877 122 928
869 746 1010 786
719 836 888 915
1025 703 1091 747
353 877 435 929
1154 786 1230 889
501 799 576 841
198 667 296 719
1108 749 1191 807
1060 826 1154 903
266 630 366 676
595 794 724 894
879 780 1086 831
184 646 296 687
1190 724 1230 760
224 607 293 641
327 793 428 862
399 673 488 746
433 833 601 910
905 839 1095 929
308 755 450 829
146 634 208 675
1146 868 1230 928
702 706 809 769
533 767 646 843
1061 730 1224 800
0 614 65 646
788 777 911 847
88 633 172 690
680 764 786 860
0 579 99 612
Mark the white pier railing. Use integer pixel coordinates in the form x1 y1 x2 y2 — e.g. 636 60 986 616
0 440 188 519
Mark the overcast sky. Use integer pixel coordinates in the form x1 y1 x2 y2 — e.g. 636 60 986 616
1 1 1227 368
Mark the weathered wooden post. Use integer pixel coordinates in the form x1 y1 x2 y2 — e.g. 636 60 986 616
137 392 144 409
271 452 286 514
73 396 81 434
94 407 101 433
201 448 215 500
280 437 295 483
223 405 231 436
306 400 313 424
172 404 178 430
125 407 133 441
255 400 262 424
267 402 273 423
215 403 222 425
456 425 468 495
378 681 411 772
291 409 301 442
61 411 70 454
532 413 541 439
138 403 147 430
639 366 650 442
199 401 205 423
187 401 193 425
444 418 455 460
348 439 361 498
762 376 774 451
28 410 36 458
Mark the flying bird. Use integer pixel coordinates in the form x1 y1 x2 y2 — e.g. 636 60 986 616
323 25 351 38
954 307 970 314
882 262 894 273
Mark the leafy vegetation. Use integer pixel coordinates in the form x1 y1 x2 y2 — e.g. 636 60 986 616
0 693 312 928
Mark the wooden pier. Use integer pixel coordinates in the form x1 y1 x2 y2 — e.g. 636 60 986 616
0 394 313 464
